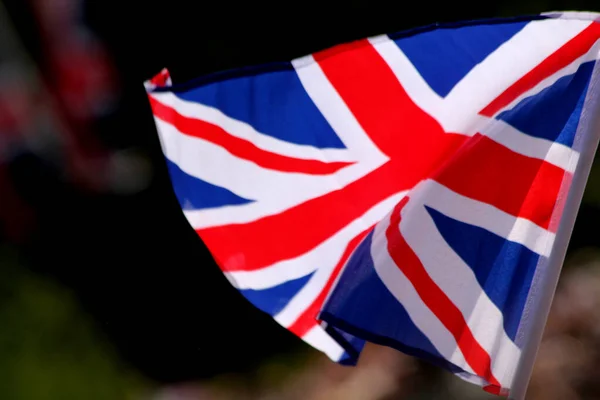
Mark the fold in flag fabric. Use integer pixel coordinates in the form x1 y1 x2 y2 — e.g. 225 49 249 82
145 12 600 396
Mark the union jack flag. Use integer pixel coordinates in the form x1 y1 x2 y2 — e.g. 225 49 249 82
145 12 600 396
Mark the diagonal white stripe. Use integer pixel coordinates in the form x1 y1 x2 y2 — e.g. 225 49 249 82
369 36 446 130
292 54 388 163
480 118 580 174
444 19 593 130
149 92 355 163
419 179 556 257
301 325 345 361
492 41 600 117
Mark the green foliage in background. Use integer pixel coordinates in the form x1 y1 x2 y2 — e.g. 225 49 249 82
0 247 151 400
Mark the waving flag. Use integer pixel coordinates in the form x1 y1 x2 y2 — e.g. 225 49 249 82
145 12 600 397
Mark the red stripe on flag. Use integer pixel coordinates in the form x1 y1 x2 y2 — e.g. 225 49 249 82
289 227 372 337
433 134 566 231
313 39 370 62
481 22 600 117
149 95 354 175
483 384 505 395
386 197 501 388
199 41 464 272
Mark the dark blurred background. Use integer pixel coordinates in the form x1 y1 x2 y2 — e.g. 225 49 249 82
0 1 599 399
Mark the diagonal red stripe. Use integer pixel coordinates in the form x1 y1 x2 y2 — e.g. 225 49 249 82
288 227 372 337
386 197 501 388
149 95 354 175
433 134 566 231
481 22 600 117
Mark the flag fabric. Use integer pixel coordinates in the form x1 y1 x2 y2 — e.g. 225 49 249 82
145 11 600 396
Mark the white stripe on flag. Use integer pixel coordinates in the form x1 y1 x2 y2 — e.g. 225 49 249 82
293 54 388 164
149 91 355 163
491 41 600 116
302 324 345 361
444 18 593 130
418 179 555 257
480 119 580 174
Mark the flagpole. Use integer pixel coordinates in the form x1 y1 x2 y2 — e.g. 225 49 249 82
508 64 600 400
